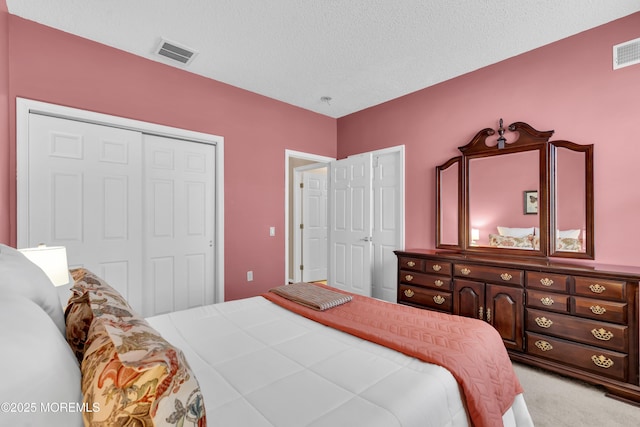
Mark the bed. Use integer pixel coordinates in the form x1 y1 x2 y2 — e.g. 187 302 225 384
0 244 534 427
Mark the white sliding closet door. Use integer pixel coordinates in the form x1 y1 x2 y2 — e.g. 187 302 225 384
24 113 216 316
143 134 216 315
27 114 144 310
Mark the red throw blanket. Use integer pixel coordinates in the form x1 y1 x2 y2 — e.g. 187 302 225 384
263 285 523 427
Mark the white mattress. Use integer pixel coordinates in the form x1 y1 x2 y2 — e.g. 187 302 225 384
147 296 534 427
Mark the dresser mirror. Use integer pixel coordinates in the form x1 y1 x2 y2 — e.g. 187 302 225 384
550 141 594 257
436 120 594 259
436 157 462 248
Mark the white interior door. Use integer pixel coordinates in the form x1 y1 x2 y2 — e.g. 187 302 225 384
301 168 328 282
26 114 144 310
327 147 404 301
328 153 373 296
143 134 216 315
371 150 404 301
22 110 217 317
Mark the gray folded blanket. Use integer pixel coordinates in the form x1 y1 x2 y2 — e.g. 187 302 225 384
269 282 352 311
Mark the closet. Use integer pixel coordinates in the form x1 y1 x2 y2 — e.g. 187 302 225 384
18 101 220 316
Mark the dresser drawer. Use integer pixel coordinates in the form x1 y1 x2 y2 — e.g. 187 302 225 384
574 276 626 301
398 257 425 272
425 260 452 276
527 332 627 381
399 271 451 290
526 271 569 292
572 297 627 324
398 284 452 312
527 309 628 352
454 263 523 285
527 290 569 313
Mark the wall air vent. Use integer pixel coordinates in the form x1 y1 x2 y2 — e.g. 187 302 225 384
154 38 198 65
613 37 640 70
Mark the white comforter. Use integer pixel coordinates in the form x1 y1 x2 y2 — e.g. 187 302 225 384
147 296 534 427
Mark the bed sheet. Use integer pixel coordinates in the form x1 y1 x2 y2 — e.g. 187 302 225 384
147 296 533 427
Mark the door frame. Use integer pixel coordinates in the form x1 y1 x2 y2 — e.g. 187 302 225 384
16 97 226 302
284 149 334 284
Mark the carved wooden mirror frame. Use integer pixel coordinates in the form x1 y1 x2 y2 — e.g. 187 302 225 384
436 120 594 259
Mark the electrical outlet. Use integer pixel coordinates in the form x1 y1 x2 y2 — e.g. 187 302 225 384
247 271 253 282
269 226 276 236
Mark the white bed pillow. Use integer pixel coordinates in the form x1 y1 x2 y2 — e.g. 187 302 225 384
497 226 535 238
558 229 581 239
0 294 83 427
0 244 66 335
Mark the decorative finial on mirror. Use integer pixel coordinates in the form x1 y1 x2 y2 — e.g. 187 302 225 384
497 118 506 149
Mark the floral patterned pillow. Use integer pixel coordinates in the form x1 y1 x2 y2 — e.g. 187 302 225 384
556 237 582 252
69 268 207 427
64 286 93 362
489 233 538 249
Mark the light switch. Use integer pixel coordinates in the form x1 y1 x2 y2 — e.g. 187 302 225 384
269 226 276 236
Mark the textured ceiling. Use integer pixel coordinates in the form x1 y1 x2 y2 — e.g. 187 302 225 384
6 1 640 118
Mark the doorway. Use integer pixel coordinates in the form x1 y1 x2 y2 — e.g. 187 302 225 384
285 150 334 284
285 146 404 302
293 163 328 283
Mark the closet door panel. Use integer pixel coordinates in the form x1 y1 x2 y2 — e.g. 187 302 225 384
27 113 144 311
143 134 216 315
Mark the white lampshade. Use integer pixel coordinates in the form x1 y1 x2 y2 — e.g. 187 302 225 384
471 228 480 242
19 245 70 287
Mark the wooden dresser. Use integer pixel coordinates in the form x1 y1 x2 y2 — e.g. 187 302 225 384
395 249 640 404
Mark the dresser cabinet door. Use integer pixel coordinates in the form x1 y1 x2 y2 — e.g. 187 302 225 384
453 279 484 319
453 280 524 351
486 284 524 351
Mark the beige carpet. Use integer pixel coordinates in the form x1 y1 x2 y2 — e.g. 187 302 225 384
513 362 640 426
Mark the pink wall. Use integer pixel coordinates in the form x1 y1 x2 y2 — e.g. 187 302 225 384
1 15 336 301
337 13 640 267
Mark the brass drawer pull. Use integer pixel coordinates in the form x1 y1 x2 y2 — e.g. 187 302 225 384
535 340 553 352
478 306 484 320
590 305 607 315
405 274 414 282
407 261 416 267
591 328 614 341
460 268 471 276
591 355 614 369
540 297 554 306
500 273 513 281
404 289 415 298
486 308 491 323
433 295 445 305
432 264 442 272
535 317 553 328
589 284 606 294
434 279 444 287
540 277 554 287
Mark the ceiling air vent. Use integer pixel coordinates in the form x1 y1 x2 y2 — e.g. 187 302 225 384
613 37 640 70
154 38 198 65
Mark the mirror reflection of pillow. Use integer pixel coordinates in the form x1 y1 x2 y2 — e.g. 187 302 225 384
557 237 582 251
489 234 536 249
558 229 581 239
497 226 535 238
